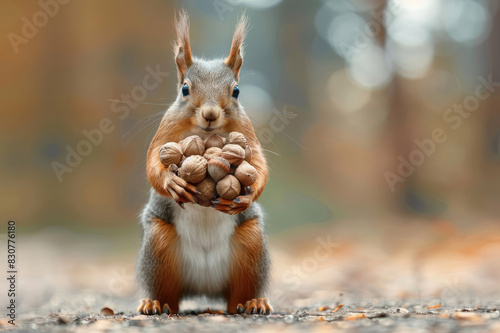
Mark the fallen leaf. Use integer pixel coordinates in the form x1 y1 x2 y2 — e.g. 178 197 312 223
318 306 330 311
320 317 325 321
356 307 364 310
57 315 71 324
100 307 114 316
345 313 367 321
425 305 442 309
333 304 344 313
454 312 484 321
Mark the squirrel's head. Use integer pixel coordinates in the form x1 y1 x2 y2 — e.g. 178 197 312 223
171 11 249 135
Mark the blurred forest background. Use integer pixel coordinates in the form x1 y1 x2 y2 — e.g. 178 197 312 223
1 0 500 315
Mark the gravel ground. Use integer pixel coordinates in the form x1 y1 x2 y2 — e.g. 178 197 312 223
3 223 500 332
3 294 500 332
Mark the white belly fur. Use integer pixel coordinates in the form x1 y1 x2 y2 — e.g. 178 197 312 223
173 203 236 296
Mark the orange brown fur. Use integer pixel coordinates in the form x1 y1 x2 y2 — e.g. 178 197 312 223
146 117 195 197
226 218 263 314
150 218 183 314
138 12 272 315
174 10 193 81
224 15 248 79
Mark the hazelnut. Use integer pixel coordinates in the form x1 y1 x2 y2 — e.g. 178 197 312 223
196 177 216 201
159 142 183 166
244 145 252 163
205 134 225 149
228 132 247 149
180 135 205 157
204 147 222 160
221 144 245 166
178 155 207 183
216 175 241 200
207 157 230 182
234 161 257 186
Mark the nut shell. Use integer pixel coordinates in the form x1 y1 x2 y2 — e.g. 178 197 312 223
196 177 216 201
180 135 205 157
234 161 257 186
228 132 247 149
221 144 245 166
216 174 241 200
244 145 252 163
178 155 207 183
205 134 225 149
207 157 230 182
204 147 222 160
178 155 186 167
159 142 183 166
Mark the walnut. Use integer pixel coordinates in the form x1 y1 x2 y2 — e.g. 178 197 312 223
228 132 247 149
196 177 216 201
178 155 207 183
234 161 257 186
180 135 205 157
221 144 245 166
216 175 241 200
204 134 225 149
159 142 183 166
203 147 223 160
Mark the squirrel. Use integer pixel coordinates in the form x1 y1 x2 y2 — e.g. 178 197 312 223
135 11 272 315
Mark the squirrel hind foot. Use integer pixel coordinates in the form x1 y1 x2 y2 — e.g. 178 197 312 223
136 298 171 315
236 298 273 315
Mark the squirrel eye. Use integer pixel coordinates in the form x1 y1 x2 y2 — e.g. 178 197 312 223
182 83 189 97
232 85 239 98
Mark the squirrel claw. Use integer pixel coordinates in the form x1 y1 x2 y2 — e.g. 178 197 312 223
137 299 172 315
236 298 273 315
166 174 199 205
211 195 252 215
137 298 161 315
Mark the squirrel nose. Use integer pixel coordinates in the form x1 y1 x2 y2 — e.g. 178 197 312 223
201 107 221 123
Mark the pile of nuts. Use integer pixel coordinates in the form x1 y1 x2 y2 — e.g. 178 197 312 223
159 132 257 201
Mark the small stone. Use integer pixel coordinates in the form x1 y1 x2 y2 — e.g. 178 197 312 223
57 315 71 324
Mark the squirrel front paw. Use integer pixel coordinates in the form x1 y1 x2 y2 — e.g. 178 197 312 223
136 298 172 315
236 298 273 315
211 186 253 215
164 169 201 208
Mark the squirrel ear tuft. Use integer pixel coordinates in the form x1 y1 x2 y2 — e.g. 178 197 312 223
174 10 193 82
225 14 248 80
